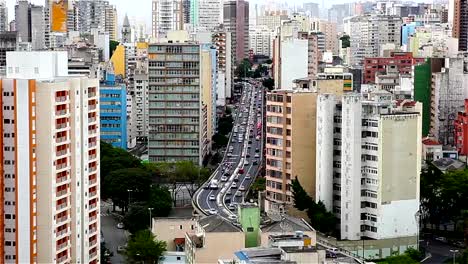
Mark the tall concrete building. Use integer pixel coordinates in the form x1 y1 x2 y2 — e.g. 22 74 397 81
311 19 338 55
147 40 215 164
249 25 275 58
0 32 17 75
265 72 353 212
223 0 249 62
344 15 402 68
0 0 7 32
430 57 468 146
152 0 184 39
256 10 289 31
15 0 45 50
451 0 468 51
2 51 100 263
76 0 117 40
190 0 222 31
316 92 421 241
213 30 233 105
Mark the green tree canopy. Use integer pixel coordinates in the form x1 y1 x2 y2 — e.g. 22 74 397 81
123 202 150 234
148 185 173 217
340 35 350 49
125 230 167 264
109 40 120 58
262 78 274 91
235 59 253 78
104 168 152 212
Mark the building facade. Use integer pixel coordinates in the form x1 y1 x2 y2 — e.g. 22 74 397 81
316 92 421 240
152 0 184 39
249 25 275 58
223 0 249 62
344 15 402 68
363 52 425 84
212 30 233 105
15 0 45 50
2 51 100 263
0 0 7 32
148 42 211 164
455 99 468 155
452 0 468 51
100 72 127 149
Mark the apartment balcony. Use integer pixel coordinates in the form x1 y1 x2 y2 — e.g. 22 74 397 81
89 215 98 223
88 117 97 123
55 123 69 130
89 142 97 148
89 104 97 111
56 149 68 157
89 178 98 186
55 96 68 103
89 202 98 210
56 163 68 171
88 92 97 98
89 166 97 173
88 129 98 136
56 216 68 225
89 227 98 235
56 255 69 263
56 228 69 239
89 251 98 260
57 241 68 252
56 202 68 211
89 239 97 247
56 176 69 185
89 153 97 160
55 110 67 116
56 136 68 144
56 190 68 199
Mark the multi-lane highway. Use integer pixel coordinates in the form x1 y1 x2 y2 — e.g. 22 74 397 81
194 80 264 220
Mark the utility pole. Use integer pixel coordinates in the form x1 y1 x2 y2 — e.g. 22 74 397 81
148 207 154 230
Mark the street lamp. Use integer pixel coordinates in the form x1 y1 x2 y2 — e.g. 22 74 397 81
127 189 133 211
450 249 459 264
148 207 154 230
415 210 421 250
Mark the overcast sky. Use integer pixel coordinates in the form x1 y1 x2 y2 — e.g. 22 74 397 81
6 0 358 26
7 0 431 28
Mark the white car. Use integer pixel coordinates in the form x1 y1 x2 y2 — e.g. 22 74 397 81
221 176 228 182
228 203 237 210
254 153 260 158
236 191 242 197
208 209 218 215
239 185 246 191
117 222 124 229
228 215 238 221
209 194 216 201
231 182 237 188
226 189 232 195
244 160 249 166
245 174 251 180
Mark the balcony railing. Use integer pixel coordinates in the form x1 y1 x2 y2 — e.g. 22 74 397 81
56 176 68 184
57 256 68 263
89 239 97 247
89 215 97 222
89 104 97 110
89 251 98 259
89 178 97 185
89 166 97 173
56 229 68 237
56 96 67 103
88 117 97 123
56 216 68 225
56 242 68 251
89 154 97 160
56 163 68 170
56 110 67 116
56 190 68 198
89 129 97 135
56 136 67 144
89 227 97 235
89 202 97 209
88 92 97 98
89 142 97 148
56 150 68 157
56 123 67 130
56 203 67 211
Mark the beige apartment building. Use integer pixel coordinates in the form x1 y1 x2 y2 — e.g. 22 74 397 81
152 217 196 251
0 51 100 263
265 70 353 212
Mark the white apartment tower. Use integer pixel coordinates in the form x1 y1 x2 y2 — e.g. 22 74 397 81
0 0 7 32
316 91 421 240
2 51 100 263
196 0 222 31
249 25 275 58
344 14 402 67
152 0 184 39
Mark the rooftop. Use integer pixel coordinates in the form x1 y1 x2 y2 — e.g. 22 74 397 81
281 246 317 253
422 138 441 146
432 158 465 172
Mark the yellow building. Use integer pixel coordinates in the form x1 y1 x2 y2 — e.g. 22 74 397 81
110 44 126 77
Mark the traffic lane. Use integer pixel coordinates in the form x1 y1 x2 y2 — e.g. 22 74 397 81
101 215 127 264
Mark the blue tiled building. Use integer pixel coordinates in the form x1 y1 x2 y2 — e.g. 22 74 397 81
100 72 127 149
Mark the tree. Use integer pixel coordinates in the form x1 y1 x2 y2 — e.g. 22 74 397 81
109 40 120 58
148 185 173 218
123 203 150 234
340 35 350 49
212 133 229 150
378 254 418 264
104 168 152 212
125 230 167 264
262 78 274 91
291 178 313 211
265 59 273 64
235 59 253 78
218 115 234 136
250 177 266 197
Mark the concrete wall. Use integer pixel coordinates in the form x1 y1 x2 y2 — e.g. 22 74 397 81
152 218 196 251
194 232 245 263
280 39 308 89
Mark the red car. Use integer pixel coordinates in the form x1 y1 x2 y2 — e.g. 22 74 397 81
239 168 245 174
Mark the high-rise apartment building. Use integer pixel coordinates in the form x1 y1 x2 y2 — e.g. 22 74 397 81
2 51 100 263
363 52 425 84
265 72 353 212
256 10 289 32
0 0 7 32
76 0 117 40
147 41 215 164
0 32 17 75
249 25 275 58
316 92 421 241
191 0 222 31
451 0 468 51
152 0 184 39
311 19 338 54
212 30 233 105
15 0 45 50
223 0 249 62
344 15 402 68
430 57 468 146
303 2 320 18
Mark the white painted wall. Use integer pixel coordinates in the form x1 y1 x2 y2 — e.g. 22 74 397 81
6 51 68 79
280 39 308 89
377 199 419 239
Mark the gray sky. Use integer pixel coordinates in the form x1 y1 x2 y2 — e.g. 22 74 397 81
7 0 356 26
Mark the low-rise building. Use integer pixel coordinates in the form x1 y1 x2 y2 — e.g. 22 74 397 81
455 99 468 155
152 217 196 252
